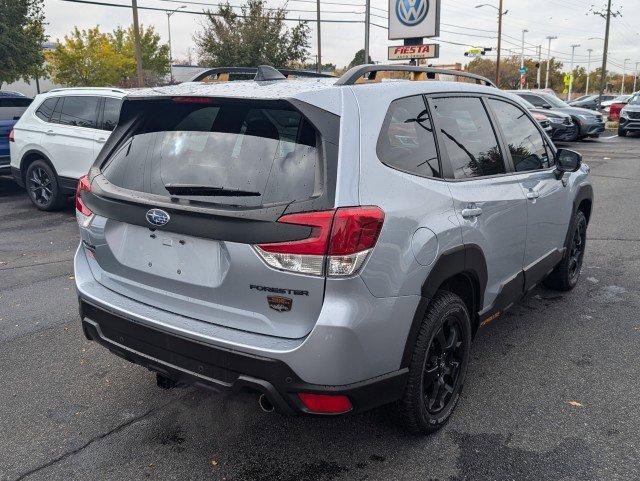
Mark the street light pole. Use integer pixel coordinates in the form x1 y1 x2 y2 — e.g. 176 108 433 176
131 0 145 87
585 48 593 95
598 0 612 110
520 29 528 90
621 58 630 94
568 44 580 101
536 45 542 87
316 0 322 73
166 5 186 84
545 35 557 89
633 61 640 93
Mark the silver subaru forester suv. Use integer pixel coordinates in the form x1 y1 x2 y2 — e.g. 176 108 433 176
74 65 593 434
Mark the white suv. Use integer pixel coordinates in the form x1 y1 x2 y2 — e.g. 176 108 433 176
10 88 125 210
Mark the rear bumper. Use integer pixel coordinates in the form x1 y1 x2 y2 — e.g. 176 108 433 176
79 299 407 415
578 121 605 137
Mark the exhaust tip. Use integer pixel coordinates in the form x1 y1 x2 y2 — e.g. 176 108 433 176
258 393 275 413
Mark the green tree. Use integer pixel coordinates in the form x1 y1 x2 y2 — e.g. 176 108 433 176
465 55 565 91
348 49 373 69
110 25 170 86
195 0 310 68
48 25 169 87
0 0 47 87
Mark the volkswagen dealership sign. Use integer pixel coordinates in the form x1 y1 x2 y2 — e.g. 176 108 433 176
389 0 440 40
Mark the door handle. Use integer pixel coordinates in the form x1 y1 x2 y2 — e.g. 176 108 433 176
461 207 483 219
45 130 56 136
96 137 107 143
525 190 540 200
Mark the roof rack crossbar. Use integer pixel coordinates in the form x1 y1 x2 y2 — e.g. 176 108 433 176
189 67 335 82
335 64 495 87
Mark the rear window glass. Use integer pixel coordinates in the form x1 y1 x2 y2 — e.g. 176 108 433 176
35 98 58 122
102 101 320 208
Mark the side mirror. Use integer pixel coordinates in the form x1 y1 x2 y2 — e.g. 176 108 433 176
555 148 582 178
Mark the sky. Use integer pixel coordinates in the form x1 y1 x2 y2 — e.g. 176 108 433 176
42 0 640 74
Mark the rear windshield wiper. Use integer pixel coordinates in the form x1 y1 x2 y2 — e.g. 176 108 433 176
164 184 261 197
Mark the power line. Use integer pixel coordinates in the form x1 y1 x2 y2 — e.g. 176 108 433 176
158 0 364 14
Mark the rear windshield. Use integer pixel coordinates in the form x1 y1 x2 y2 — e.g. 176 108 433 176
102 100 320 208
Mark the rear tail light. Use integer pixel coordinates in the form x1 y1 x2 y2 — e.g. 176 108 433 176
297 393 353 414
75 175 94 228
254 206 384 277
8 129 15 142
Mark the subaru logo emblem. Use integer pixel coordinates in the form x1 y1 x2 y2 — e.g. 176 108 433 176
146 208 170 226
396 0 428 26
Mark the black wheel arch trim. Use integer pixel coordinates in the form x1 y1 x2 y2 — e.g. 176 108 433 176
20 149 56 183
565 184 594 248
400 244 488 368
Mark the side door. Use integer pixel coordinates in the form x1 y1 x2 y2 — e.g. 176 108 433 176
486 97 573 290
46 95 102 179
429 95 527 314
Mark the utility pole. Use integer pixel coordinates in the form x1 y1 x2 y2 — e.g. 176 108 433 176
536 45 542 88
519 29 528 89
585 48 593 95
316 0 322 73
166 5 185 84
496 0 504 86
598 0 612 110
568 44 580 101
545 35 557 89
364 0 371 66
621 58 630 94
633 61 640 93
131 0 145 87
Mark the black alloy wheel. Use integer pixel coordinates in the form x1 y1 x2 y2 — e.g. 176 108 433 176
568 214 587 284
422 316 465 414
25 160 65 211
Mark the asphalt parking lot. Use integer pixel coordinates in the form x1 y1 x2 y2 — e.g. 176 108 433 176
1 135 639 481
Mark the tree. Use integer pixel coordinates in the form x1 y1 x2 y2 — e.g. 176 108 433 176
110 25 170 85
465 55 565 91
195 0 310 68
0 0 47 87
348 49 373 69
47 25 169 87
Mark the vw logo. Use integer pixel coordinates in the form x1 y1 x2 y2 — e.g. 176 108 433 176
146 208 170 227
396 0 429 26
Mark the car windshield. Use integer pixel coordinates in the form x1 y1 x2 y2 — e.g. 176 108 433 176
628 94 640 105
541 93 569 108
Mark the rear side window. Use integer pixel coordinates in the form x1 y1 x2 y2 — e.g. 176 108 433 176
488 99 553 172
35 98 58 122
58 96 100 128
377 96 441 178
102 101 320 208
431 97 506 179
101 97 121 131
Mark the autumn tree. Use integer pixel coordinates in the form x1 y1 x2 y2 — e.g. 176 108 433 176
47 25 169 87
348 49 373 69
194 0 310 67
0 0 47 87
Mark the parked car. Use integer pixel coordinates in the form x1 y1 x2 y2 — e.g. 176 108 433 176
516 97 579 142
608 101 628 121
0 92 32 175
569 93 617 110
10 88 125 210
510 90 605 139
618 93 640 136
75 65 592 434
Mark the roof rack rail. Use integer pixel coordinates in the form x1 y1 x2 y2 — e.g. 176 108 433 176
188 67 335 82
47 87 127 94
335 64 495 87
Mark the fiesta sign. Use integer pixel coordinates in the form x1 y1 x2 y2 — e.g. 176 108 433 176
388 44 439 60
389 0 440 40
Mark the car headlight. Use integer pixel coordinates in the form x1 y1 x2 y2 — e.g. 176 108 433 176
548 116 564 124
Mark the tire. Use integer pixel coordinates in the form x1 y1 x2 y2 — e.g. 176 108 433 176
618 128 627 137
25 159 67 211
544 210 587 291
397 291 472 435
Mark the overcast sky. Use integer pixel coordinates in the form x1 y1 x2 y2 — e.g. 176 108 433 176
43 0 640 73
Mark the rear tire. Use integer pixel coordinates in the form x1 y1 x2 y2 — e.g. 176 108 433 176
25 160 66 211
397 291 472 435
544 210 587 291
618 128 627 137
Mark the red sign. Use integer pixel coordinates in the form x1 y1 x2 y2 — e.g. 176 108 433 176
388 44 439 60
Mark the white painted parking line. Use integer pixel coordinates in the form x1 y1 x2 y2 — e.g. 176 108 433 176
600 135 619 140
